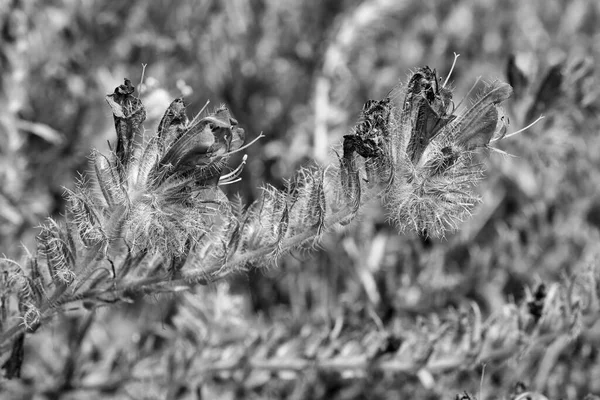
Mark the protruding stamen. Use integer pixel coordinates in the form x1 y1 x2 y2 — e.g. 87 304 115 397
189 100 211 127
219 178 242 186
224 133 265 157
443 52 460 88
219 154 248 184
138 63 148 94
492 115 545 142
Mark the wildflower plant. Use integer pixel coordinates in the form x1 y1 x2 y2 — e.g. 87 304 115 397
0 65 513 377
166 264 599 395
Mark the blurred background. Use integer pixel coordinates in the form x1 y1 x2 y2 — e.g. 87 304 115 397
1 0 600 398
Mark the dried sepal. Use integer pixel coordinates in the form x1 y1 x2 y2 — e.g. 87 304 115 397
27 255 45 288
230 193 246 220
306 168 327 239
180 221 244 282
14 275 33 305
281 168 313 237
20 303 41 330
66 186 107 247
337 153 361 226
94 151 126 207
262 185 288 247
271 202 290 257
192 214 241 273
37 218 75 285
224 217 243 256
235 185 288 258
363 153 391 189
134 136 161 190
238 201 264 251
15 273 41 329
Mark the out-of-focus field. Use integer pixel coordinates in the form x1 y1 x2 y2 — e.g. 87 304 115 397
1 0 600 399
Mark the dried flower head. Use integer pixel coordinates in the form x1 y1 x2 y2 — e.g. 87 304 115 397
341 66 512 236
100 81 246 265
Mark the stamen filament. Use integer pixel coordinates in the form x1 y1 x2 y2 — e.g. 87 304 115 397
492 115 545 141
443 52 460 87
224 133 265 157
137 63 148 95
219 177 242 185
219 154 248 182
189 100 211 127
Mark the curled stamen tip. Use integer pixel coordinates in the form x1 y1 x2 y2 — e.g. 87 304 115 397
219 154 249 184
219 177 242 186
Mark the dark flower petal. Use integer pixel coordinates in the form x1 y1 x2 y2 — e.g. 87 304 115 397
158 98 189 151
105 78 146 173
151 106 244 189
454 81 512 150
390 66 455 164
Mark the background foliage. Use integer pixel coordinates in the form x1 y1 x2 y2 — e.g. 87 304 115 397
1 0 600 399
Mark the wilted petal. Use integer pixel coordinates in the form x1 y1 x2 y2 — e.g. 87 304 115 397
149 105 245 191
158 98 189 151
454 81 512 150
389 67 455 164
105 79 146 172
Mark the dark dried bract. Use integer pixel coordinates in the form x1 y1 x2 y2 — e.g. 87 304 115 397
343 98 392 159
